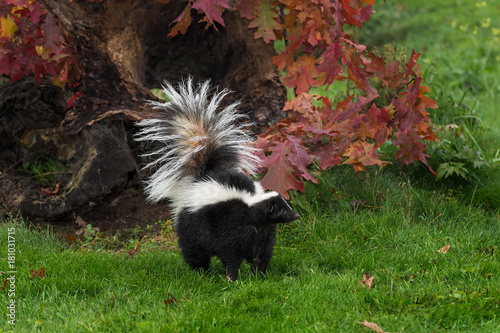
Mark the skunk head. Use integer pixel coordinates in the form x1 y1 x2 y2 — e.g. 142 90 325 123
250 192 299 225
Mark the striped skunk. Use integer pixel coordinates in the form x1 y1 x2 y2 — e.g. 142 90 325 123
136 78 299 281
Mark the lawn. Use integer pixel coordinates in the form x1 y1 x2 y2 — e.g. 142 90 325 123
1 0 499 332
1 168 499 332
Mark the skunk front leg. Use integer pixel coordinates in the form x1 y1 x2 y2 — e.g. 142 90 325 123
222 256 243 282
251 226 277 276
252 248 274 276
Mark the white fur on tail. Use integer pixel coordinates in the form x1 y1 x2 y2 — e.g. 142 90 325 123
135 78 261 203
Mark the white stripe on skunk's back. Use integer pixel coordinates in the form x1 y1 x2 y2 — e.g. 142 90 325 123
180 178 278 213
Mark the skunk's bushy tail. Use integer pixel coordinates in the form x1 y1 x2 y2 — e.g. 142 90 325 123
135 78 260 203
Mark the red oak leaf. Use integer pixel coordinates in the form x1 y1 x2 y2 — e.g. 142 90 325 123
355 5 374 23
234 0 257 20
41 13 66 55
312 144 342 170
192 0 230 30
332 93 378 124
286 135 317 183
168 3 192 38
358 104 391 143
284 92 316 113
248 0 281 43
365 53 404 90
272 50 292 71
394 132 436 175
284 92 322 123
344 141 385 172
27 2 45 25
393 82 422 134
317 42 343 85
283 55 322 94
305 124 335 145
404 49 423 83
6 0 26 6
259 140 305 198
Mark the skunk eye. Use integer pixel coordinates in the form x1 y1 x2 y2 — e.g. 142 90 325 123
279 208 285 214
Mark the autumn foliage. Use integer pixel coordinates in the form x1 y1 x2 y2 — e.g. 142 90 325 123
1 0 438 199
169 0 438 198
0 1 78 86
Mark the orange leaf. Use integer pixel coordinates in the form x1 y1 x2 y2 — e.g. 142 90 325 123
168 3 192 38
284 92 317 114
344 142 385 170
438 244 450 253
282 55 321 94
356 320 394 333
359 271 374 289
65 233 77 243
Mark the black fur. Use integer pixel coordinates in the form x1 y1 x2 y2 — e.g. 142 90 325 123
177 170 298 281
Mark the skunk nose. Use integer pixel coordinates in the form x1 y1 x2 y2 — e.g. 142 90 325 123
283 211 299 223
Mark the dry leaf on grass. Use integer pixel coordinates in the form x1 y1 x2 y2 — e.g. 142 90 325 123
30 267 45 279
359 272 374 289
163 293 178 306
65 233 77 243
438 244 450 253
357 320 397 333
1 279 7 291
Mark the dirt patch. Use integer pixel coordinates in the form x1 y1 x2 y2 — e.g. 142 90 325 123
28 186 173 239
76 187 172 234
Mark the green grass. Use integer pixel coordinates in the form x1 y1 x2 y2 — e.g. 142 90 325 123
1 167 499 332
1 0 500 331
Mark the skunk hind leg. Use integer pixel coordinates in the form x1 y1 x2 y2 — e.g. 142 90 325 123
182 250 211 271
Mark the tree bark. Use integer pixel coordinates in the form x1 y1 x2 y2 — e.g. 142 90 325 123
0 0 286 221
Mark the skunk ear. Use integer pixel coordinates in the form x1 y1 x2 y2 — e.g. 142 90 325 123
268 198 275 213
